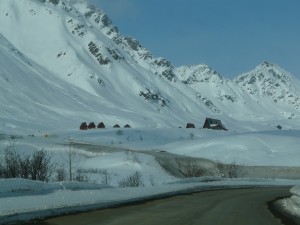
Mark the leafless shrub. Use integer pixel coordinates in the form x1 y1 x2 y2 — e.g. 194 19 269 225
0 163 3 178
79 168 105 174
29 149 56 182
149 174 156 186
216 161 243 178
101 169 112 185
1 148 20 178
0 147 55 182
74 168 90 182
177 160 207 177
56 166 67 182
118 171 144 187
18 153 31 179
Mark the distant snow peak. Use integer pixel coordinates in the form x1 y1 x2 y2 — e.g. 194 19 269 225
236 61 292 87
68 0 88 4
175 64 224 85
84 5 119 35
260 60 274 67
39 0 88 5
233 61 300 109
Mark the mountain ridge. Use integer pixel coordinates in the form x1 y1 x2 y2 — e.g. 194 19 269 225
0 0 299 133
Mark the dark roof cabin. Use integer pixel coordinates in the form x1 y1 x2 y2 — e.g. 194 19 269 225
88 122 96 129
203 118 227 130
186 123 195 128
80 122 88 130
124 124 131 128
97 122 105 128
113 124 120 128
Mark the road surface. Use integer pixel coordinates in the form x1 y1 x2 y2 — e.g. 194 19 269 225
34 187 291 225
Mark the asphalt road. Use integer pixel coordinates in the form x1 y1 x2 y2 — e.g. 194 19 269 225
34 187 291 225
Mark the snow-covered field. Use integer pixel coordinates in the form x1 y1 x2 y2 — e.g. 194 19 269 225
1 128 300 224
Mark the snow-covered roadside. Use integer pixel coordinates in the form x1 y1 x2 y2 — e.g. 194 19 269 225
1 178 299 225
2 129 300 224
275 185 300 224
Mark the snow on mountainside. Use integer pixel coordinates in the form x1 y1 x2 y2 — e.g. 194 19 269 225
175 62 300 124
0 0 208 133
0 0 299 134
235 61 300 109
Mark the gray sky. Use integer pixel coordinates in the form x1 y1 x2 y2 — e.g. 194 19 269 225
89 0 300 79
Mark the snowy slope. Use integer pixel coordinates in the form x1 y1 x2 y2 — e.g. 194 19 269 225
0 0 299 134
0 0 212 133
175 62 300 127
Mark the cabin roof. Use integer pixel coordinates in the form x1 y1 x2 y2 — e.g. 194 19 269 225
203 117 227 130
206 118 222 126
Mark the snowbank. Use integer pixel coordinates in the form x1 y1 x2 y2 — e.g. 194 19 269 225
276 185 300 223
0 178 111 194
1 178 300 224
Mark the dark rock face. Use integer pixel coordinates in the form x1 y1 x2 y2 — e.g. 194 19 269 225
106 47 124 61
124 37 141 51
88 41 110 65
49 0 59 5
139 88 168 107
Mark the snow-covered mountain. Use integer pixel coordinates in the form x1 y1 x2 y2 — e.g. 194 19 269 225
175 62 300 123
0 0 299 134
235 61 300 110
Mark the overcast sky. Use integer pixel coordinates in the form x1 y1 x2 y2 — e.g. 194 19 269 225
89 0 300 79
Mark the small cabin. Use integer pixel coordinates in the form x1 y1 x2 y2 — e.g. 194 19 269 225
97 122 105 128
186 123 195 128
88 122 96 129
80 122 88 130
124 124 131 128
113 124 120 128
203 118 227 130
